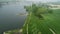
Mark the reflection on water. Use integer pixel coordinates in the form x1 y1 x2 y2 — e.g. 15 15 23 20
0 2 29 32
0 2 8 8
0 3 3 7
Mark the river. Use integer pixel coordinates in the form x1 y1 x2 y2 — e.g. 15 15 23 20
0 1 32 33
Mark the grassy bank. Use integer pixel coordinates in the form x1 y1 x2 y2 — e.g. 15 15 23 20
23 9 60 34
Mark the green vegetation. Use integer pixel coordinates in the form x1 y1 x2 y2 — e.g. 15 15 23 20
23 4 54 34
24 4 52 19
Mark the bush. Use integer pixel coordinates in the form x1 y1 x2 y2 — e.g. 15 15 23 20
48 9 53 14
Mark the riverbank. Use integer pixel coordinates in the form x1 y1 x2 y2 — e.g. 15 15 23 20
22 9 60 34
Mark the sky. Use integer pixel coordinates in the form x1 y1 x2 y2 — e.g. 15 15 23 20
0 0 60 3
25 0 60 2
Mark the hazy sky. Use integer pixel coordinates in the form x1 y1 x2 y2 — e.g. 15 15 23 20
0 0 60 3
25 0 60 2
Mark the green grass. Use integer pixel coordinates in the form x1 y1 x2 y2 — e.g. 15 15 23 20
44 9 60 34
23 9 60 34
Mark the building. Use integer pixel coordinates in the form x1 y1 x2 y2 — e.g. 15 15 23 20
49 4 60 9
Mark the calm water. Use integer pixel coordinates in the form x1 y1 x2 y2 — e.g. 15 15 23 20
0 1 32 32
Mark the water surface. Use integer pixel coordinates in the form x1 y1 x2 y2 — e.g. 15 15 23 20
0 2 30 32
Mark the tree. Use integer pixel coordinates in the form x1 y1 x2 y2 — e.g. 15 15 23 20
48 9 53 14
24 4 52 19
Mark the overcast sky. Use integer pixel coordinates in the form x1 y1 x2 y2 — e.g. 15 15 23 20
25 0 60 2
0 0 60 3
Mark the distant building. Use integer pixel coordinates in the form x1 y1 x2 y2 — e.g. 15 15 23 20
49 4 60 9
